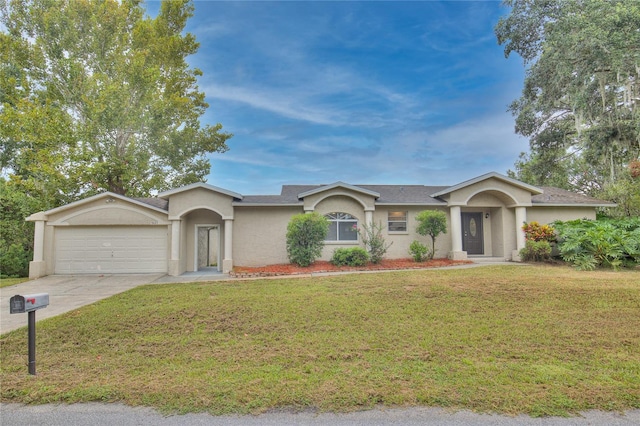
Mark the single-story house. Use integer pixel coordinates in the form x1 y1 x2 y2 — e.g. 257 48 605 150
26 172 615 279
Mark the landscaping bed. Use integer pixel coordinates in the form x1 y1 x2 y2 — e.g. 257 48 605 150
230 258 473 278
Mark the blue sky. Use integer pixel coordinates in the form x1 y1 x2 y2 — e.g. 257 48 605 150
148 1 528 195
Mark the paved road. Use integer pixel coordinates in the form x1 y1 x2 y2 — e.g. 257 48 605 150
1 403 638 426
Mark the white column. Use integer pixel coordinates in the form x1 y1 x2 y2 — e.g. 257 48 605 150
29 220 47 279
365 210 373 227
223 219 233 273
168 220 181 276
170 220 181 260
33 220 45 262
515 206 527 251
448 206 466 260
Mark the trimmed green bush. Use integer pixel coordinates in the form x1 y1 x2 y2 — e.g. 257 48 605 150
286 212 329 267
409 240 430 262
520 240 552 262
330 247 369 267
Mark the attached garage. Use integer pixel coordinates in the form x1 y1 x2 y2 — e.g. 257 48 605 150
54 226 168 274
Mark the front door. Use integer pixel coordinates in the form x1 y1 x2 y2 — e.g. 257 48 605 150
462 212 484 255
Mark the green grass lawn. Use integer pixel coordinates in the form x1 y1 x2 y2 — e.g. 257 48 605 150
0 277 29 289
1 265 639 416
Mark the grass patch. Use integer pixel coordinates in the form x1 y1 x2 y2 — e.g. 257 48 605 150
1 265 639 416
0 277 28 289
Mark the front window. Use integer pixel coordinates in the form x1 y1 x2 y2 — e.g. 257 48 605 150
388 211 407 232
325 212 358 241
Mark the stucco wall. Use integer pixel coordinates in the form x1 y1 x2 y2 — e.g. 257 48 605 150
234 206 303 266
446 177 534 206
167 187 235 219
528 207 596 224
303 189 376 212
47 198 168 225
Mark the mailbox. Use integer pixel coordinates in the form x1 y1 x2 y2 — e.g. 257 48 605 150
10 293 49 314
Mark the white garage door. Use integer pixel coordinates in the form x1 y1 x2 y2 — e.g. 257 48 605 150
55 226 168 274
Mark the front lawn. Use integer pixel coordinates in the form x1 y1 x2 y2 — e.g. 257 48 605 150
0 277 28 289
1 265 639 416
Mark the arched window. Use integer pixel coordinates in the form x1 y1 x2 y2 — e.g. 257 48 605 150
325 212 358 241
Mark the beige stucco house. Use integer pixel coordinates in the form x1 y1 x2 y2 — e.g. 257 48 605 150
26 172 614 279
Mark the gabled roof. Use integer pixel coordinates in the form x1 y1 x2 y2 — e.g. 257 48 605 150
158 182 243 200
296 181 380 199
26 191 169 221
430 172 543 198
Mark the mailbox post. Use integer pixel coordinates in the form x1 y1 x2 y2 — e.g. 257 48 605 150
9 293 49 375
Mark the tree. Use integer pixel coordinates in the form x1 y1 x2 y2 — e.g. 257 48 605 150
0 0 231 197
415 210 447 260
496 0 640 212
286 213 329 267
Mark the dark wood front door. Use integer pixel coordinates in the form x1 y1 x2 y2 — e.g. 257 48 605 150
462 212 484 255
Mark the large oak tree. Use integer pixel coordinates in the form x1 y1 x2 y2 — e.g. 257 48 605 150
496 0 640 216
1 0 230 198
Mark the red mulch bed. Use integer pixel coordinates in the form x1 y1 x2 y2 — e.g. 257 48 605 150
230 258 473 278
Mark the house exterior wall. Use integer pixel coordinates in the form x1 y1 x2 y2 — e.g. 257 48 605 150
446 177 532 206
234 206 303 266
303 189 376 212
313 195 367 260
167 187 235 219
528 207 596 224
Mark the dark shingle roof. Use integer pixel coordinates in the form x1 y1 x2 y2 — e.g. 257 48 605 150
132 197 169 210
533 187 615 205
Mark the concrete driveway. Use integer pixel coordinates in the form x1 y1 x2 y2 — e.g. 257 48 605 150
0 274 164 334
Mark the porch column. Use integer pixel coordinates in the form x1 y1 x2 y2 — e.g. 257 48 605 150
223 219 233 273
512 206 527 261
365 210 373 227
448 206 466 260
29 220 47 279
168 220 181 276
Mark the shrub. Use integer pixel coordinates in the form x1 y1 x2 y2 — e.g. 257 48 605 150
409 240 430 262
415 210 447 260
357 221 392 264
521 221 555 242
330 247 369 267
519 240 552 262
553 218 640 270
286 212 329 267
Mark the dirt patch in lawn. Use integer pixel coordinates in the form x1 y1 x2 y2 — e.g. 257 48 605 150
230 258 473 278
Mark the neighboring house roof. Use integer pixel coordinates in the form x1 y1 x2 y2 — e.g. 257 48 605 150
533 187 616 207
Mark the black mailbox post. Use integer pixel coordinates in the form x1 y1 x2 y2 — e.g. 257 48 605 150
9 293 49 375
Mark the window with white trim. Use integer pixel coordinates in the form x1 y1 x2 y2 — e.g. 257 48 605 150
325 212 358 241
388 211 407 232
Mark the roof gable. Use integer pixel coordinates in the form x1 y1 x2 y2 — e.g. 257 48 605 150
430 172 543 198
26 191 169 221
158 182 243 200
297 181 380 199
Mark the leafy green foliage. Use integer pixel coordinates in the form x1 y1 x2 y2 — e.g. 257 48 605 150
356 221 392 264
1 0 231 197
409 240 430 263
0 178 38 277
520 240 552 263
521 221 556 242
497 0 640 213
286 213 329 267
415 210 447 260
330 247 369 267
554 218 640 270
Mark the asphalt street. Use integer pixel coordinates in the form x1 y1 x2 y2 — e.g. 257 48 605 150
1 404 639 426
